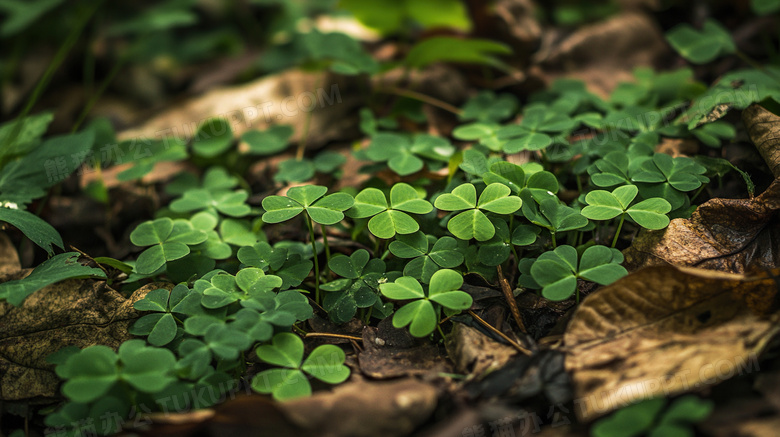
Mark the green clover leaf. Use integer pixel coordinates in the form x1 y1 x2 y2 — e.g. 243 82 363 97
582 184 672 230
666 20 736 64
130 285 189 346
130 218 208 275
346 183 433 239
321 249 389 322
435 183 522 241
240 125 293 156
238 242 313 290
262 185 354 225
388 231 464 282
191 118 233 158
530 245 627 301
379 269 472 337
251 333 350 401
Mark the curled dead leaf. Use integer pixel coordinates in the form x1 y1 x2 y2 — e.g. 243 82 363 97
0 280 160 401
146 379 438 437
624 178 780 275
743 104 780 178
564 265 780 420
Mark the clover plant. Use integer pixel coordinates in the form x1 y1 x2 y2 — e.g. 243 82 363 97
435 183 522 241
581 185 672 247
347 183 433 239
388 231 464 282
379 269 472 337
591 395 713 437
130 217 208 275
251 332 350 401
529 245 627 301
321 249 393 323
362 132 455 176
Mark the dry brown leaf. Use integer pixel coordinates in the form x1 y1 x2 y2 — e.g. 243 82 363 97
533 12 667 96
624 177 780 274
744 104 780 178
564 265 779 421
142 378 437 437
0 281 159 401
118 70 363 150
445 323 518 377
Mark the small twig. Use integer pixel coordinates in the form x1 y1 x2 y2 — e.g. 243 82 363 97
468 310 531 355
304 332 364 342
375 86 463 116
497 265 528 335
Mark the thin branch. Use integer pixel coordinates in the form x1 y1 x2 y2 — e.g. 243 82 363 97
375 86 463 116
468 310 531 355
497 265 528 335
304 332 364 342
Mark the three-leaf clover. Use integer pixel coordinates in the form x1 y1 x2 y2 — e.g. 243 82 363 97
346 183 433 239
581 185 672 230
434 183 522 241
55 341 177 404
379 269 472 337
666 19 736 64
631 153 709 209
238 242 314 290
240 125 293 156
261 185 354 226
130 285 190 346
364 133 455 176
251 333 350 401
388 231 464 282
195 268 283 309
130 218 208 275
530 245 627 301
520 190 588 244
321 249 387 323
191 118 233 158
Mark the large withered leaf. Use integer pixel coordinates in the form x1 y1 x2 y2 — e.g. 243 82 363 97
143 379 437 437
624 178 780 273
0 280 159 401
565 265 779 420
743 104 780 178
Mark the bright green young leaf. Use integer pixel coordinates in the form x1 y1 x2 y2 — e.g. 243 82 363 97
405 36 511 69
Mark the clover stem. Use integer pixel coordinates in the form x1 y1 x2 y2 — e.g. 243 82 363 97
305 214 321 304
612 213 626 248
551 232 557 248
691 184 707 203
375 86 463 116
320 223 331 277
436 324 446 340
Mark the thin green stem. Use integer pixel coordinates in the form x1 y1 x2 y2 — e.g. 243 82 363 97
436 323 446 340
611 214 626 248
305 214 321 304
551 232 557 248
320 223 331 277
72 50 129 132
690 184 707 203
